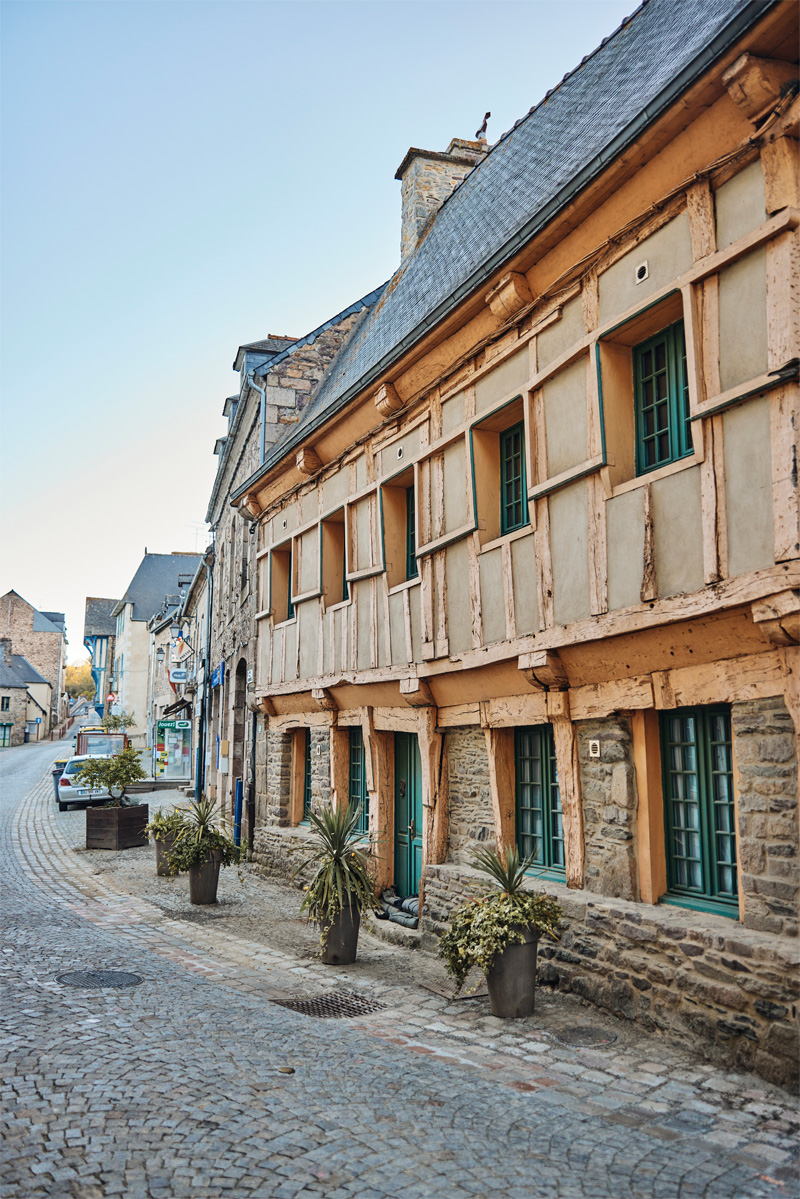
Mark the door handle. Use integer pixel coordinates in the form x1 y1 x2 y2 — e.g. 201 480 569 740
408 820 416 840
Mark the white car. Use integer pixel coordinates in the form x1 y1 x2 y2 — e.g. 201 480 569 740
56 755 111 812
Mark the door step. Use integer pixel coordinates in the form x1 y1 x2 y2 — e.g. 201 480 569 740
368 919 421 950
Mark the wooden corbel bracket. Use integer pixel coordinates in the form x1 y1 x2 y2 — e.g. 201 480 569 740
374 382 406 419
485 272 533 321
722 54 799 125
311 687 338 711
752 590 800 647
240 492 261 519
399 676 435 707
257 696 277 717
518 650 569 691
296 447 323 476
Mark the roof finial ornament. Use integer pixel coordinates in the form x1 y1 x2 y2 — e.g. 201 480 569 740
475 111 491 141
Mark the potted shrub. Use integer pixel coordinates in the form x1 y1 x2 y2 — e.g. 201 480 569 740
438 845 563 1018
145 808 188 877
293 803 375 965
167 796 241 904
79 747 150 851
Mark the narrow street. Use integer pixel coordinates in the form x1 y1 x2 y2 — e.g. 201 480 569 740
1 739 797 1199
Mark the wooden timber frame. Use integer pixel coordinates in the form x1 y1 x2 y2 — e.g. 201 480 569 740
241 6 798 921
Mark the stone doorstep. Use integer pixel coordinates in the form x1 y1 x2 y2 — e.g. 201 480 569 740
367 919 421 950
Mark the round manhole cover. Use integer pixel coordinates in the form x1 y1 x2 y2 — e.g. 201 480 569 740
557 1026 617 1047
56 970 143 989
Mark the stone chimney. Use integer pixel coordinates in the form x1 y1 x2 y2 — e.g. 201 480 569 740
0 638 12 666
395 137 487 263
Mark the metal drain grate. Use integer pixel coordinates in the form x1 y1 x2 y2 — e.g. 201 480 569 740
271 990 386 1019
56 970 143 989
557 1026 617 1047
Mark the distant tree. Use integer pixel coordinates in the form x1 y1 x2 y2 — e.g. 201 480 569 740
65 661 96 700
102 711 135 732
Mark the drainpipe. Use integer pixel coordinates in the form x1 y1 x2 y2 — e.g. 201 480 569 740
196 539 215 801
249 371 268 466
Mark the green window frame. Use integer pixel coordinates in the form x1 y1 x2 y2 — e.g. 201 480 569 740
500 421 528 535
405 485 418 581
348 727 369 836
515 725 564 874
0 724 11 747
660 706 738 917
0 696 9 711
286 546 295 621
634 320 691 475
302 731 312 821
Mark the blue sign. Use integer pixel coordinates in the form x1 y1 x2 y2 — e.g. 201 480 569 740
211 662 225 688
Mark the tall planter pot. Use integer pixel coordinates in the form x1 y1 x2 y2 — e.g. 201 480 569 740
154 832 178 878
321 904 360 965
86 804 149 851
188 850 222 905
485 927 539 1019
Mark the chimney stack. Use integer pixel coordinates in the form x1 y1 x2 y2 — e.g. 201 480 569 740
0 638 12 666
395 137 487 263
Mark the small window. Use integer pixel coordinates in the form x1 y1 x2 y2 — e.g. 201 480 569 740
515 725 564 873
634 320 690 475
500 422 528 535
321 510 348 607
660 705 738 916
271 542 294 623
382 469 418 589
348 726 369 835
0 696 9 711
471 397 529 544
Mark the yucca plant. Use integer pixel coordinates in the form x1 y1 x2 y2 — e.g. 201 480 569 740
438 844 563 992
293 803 375 942
144 806 188 841
167 796 241 873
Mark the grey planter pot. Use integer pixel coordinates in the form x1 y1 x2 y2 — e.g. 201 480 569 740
188 850 222 905
321 904 360 965
486 928 539 1018
154 832 178 878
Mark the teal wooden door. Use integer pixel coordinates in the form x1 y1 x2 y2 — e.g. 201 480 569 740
394 732 423 896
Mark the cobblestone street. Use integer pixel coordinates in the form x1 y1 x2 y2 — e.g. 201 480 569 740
2 738 798 1199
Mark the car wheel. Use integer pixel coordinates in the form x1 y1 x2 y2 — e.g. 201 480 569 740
58 800 68 812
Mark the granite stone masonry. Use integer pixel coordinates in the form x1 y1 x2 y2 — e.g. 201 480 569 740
422 862 799 1091
577 717 639 902
733 697 798 938
445 727 494 863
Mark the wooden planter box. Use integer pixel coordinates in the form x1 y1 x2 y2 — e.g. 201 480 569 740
86 804 149 851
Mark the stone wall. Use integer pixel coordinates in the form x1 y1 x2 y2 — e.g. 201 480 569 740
733 696 798 937
422 862 799 1091
265 729 292 825
577 717 638 901
446 727 493 863
308 727 331 816
0 593 65 722
0 687 27 746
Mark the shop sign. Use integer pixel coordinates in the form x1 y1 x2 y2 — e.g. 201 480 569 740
211 662 225 688
169 668 188 683
158 719 191 731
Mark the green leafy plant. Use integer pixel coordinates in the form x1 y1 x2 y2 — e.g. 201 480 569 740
438 845 563 992
77 746 148 806
144 807 188 841
292 803 375 946
167 796 241 873
102 711 135 733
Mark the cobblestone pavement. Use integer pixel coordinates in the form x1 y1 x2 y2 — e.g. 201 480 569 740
1 739 798 1199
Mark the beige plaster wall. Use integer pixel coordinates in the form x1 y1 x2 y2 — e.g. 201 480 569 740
607 488 645 611
542 357 588 475
537 297 584 369
598 212 693 324
445 539 472 653
380 427 419 477
511 534 538 634
652 466 704 598
479 548 506 645
323 469 349 513
298 602 318 678
442 393 464 435
724 396 775 578
550 482 591 625
298 528 319 594
475 346 528 413
718 248 768 391
443 440 470 531
714 159 766 251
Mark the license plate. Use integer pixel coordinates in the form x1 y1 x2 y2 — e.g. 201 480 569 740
76 788 88 795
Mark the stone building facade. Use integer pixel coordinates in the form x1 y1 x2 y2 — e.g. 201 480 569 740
0 639 29 747
208 0 798 1089
0 591 68 730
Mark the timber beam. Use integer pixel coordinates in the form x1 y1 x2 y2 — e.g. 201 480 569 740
399 676 435 707
722 54 799 125
518 650 569 691
257 696 277 716
311 687 339 711
752 590 800 647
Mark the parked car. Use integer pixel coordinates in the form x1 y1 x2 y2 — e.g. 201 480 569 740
56 754 111 812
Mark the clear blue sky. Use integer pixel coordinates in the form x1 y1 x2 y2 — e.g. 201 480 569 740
1 0 633 661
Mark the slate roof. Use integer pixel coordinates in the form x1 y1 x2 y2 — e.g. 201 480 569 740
0 658 27 689
84 598 119 639
233 0 774 498
11 655 48 686
40 611 66 632
32 609 63 633
112 553 203 622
